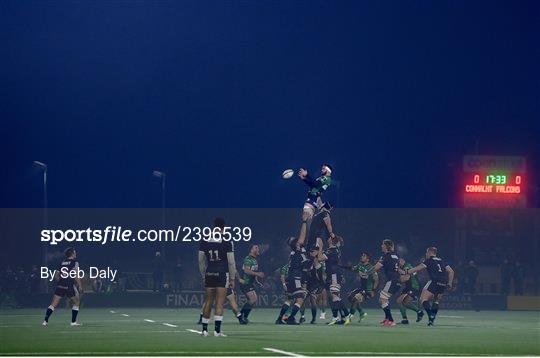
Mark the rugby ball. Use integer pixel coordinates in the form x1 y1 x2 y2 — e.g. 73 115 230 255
282 169 294 179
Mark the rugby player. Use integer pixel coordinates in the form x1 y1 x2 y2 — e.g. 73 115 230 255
397 258 424 324
317 266 328 320
405 247 454 326
372 239 401 327
226 271 248 324
239 244 264 323
297 164 333 224
343 252 378 325
275 263 291 324
198 218 237 337
306 203 333 321
42 247 83 326
318 235 349 325
283 230 312 325
305 238 325 324
199 273 246 325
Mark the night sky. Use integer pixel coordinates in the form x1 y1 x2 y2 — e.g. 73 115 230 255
1 0 539 208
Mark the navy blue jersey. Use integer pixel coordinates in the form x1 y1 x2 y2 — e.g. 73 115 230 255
199 240 234 273
424 256 448 283
324 247 341 276
308 211 329 244
57 258 78 287
288 246 309 277
378 252 400 282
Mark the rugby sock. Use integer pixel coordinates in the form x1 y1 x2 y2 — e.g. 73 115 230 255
311 307 317 321
241 302 252 319
399 304 407 319
202 317 209 332
330 301 339 318
278 303 290 320
290 303 301 319
214 315 223 333
300 305 306 318
382 306 393 321
236 312 243 322
339 302 349 317
44 306 54 322
422 301 432 318
357 307 364 316
432 302 439 319
71 306 79 323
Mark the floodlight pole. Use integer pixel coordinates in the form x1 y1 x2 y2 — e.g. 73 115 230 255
33 161 48 292
153 170 166 258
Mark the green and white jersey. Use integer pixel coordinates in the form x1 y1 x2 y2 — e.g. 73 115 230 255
303 174 332 204
308 176 332 197
403 262 420 291
278 263 289 277
242 255 259 285
352 262 377 291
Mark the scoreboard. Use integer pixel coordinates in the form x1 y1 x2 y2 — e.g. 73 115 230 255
462 155 527 208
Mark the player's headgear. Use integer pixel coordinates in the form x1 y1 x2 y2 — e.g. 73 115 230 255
64 247 76 258
427 246 438 255
322 164 333 174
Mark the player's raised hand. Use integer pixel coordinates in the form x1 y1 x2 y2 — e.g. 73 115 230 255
298 168 308 178
229 280 235 290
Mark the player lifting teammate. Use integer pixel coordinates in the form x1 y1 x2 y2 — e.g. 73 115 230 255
318 235 349 325
280 230 312 325
405 247 454 326
305 238 325 324
372 239 401 327
198 218 237 337
42 247 83 326
397 258 424 324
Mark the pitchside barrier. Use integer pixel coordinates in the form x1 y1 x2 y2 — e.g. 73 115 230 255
4 291 535 311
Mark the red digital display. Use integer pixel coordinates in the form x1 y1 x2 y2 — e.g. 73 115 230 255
464 174 522 194
462 155 527 208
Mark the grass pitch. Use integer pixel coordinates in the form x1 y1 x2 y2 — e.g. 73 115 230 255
0 308 539 356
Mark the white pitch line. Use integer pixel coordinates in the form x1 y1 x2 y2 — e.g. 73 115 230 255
263 348 307 357
439 315 464 318
144 319 155 323
109 310 115 313
4 351 262 355
186 328 202 334
298 352 491 356
121 314 130 317
162 323 178 327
